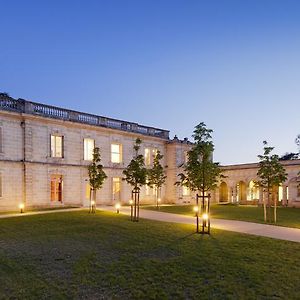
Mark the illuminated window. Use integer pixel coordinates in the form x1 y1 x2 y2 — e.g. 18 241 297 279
0 173 2 197
145 148 151 166
182 186 190 196
86 182 91 200
51 135 63 158
84 138 95 161
184 151 189 163
247 180 259 201
50 175 63 202
111 144 122 163
112 177 121 201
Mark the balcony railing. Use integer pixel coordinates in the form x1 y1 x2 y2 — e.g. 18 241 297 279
0 95 169 139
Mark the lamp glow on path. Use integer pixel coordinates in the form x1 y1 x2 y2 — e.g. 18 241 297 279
202 213 209 220
19 203 24 213
115 203 121 213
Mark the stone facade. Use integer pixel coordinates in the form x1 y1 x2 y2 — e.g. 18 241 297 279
0 95 192 211
0 94 299 210
213 161 300 207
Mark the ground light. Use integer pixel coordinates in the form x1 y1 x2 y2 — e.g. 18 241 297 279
19 203 25 213
193 205 199 232
115 203 121 214
157 198 161 210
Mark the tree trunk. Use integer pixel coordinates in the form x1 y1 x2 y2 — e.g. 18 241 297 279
267 187 271 223
263 190 267 222
93 189 97 213
274 190 277 224
156 186 159 210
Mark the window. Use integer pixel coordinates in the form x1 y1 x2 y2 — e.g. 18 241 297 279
84 138 95 161
182 186 190 196
51 135 63 158
111 144 122 163
86 182 91 200
50 175 63 202
0 173 2 197
145 148 151 166
112 177 121 201
184 151 189 163
0 127 2 153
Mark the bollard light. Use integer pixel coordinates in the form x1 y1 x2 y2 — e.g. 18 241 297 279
129 200 133 205
202 213 209 220
193 206 199 213
19 203 25 213
91 200 95 206
115 203 121 214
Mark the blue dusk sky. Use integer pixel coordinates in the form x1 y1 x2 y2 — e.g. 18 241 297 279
1 0 300 165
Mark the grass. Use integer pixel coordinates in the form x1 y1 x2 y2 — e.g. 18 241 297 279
1 211 300 299
0 206 79 215
143 204 300 229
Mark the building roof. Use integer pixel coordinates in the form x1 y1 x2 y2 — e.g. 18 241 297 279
0 94 170 139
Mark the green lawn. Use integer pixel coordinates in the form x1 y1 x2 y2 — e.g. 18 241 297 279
143 204 300 228
1 211 300 299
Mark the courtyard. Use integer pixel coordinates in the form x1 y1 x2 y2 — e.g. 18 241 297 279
1 210 300 299
144 204 300 229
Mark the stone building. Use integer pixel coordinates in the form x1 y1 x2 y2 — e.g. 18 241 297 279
0 94 299 211
215 160 300 207
0 94 191 211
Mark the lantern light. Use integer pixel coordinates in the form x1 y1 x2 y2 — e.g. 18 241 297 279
193 206 199 213
115 203 121 213
19 203 25 213
202 213 209 220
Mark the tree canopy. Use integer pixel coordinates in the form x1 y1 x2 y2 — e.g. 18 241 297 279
88 147 107 191
122 138 147 190
256 141 287 189
147 150 166 190
176 122 223 193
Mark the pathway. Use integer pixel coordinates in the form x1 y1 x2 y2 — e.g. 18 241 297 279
99 205 300 243
1 206 300 243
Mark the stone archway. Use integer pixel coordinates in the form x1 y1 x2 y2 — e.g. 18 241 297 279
219 182 229 202
237 181 247 203
247 180 259 201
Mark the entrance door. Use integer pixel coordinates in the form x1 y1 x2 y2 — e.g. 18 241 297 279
219 182 228 202
51 175 63 202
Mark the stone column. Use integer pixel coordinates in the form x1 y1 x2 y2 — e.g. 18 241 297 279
282 185 288 207
232 186 237 203
215 188 220 204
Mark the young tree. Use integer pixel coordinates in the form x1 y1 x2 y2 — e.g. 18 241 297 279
88 147 107 213
176 122 223 232
123 138 147 221
295 134 300 151
256 141 287 223
147 150 167 209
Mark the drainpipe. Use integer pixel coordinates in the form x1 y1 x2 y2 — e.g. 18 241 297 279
21 120 26 207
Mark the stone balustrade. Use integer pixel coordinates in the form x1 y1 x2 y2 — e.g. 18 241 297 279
0 94 169 139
